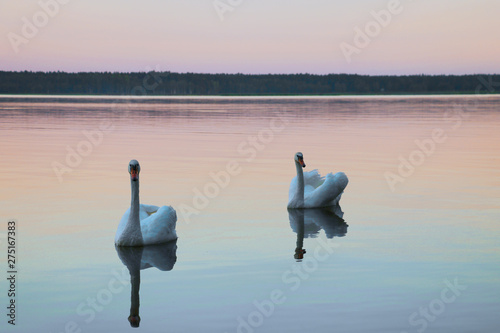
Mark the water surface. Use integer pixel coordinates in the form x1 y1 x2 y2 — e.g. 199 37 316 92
0 95 499 332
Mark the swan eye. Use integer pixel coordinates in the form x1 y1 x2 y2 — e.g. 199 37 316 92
129 164 140 174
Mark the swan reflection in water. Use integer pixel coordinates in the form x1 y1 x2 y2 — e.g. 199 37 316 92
288 206 348 261
115 240 177 328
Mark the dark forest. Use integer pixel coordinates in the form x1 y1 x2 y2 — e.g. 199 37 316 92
1 71 498 95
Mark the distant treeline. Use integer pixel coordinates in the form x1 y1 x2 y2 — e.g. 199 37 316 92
0 71 499 95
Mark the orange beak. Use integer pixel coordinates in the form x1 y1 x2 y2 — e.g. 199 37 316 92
299 158 306 168
295 248 306 260
130 170 138 181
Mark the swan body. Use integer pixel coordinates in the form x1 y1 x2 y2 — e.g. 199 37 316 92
115 204 177 246
288 152 348 209
115 160 177 247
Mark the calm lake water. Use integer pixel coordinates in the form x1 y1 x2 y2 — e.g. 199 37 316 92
0 95 499 333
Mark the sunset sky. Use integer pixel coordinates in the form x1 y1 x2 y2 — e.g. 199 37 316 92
1 0 499 75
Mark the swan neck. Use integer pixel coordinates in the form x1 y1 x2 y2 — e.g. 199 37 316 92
296 211 305 249
130 269 140 316
130 179 140 223
295 161 305 203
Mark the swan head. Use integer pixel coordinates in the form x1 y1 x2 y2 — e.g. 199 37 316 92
295 248 306 260
128 160 141 182
128 314 141 328
294 152 306 168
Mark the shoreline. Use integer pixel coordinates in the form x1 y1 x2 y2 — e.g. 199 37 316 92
0 92 499 100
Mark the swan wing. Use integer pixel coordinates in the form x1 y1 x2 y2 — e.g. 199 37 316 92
304 172 348 208
304 170 325 188
115 204 159 241
140 205 177 245
289 169 325 202
139 204 160 220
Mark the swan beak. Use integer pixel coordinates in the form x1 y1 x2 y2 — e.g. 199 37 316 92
299 158 306 168
130 170 138 181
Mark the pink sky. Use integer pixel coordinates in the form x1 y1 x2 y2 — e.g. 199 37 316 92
1 0 499 75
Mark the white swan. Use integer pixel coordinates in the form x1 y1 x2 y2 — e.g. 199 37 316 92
115 160 177 247
287 152 348 209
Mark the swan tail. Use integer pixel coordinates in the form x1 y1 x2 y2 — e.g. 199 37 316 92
332 172 348 192
305 172 348 208
328 172 349 206
156 205 177 234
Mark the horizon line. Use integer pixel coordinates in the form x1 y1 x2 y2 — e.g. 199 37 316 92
2 70 500 77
